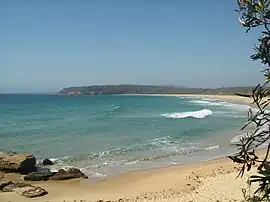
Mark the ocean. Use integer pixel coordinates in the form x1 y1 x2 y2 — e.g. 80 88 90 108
0 94 251 179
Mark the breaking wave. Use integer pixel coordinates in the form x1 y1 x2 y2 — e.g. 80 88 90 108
161 109 213 119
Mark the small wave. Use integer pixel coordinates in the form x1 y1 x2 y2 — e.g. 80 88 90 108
148 136 175 147
108 104 120 110
125 160 139 165
44 136 221 172
90 172 107 177
189 100 216 105
161 109 213 119
230 133 250 143
205 145 219 151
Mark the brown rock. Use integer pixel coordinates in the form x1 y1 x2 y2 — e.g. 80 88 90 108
2 182 30 192
0 180 12 191
0 172 3 179
49 168 88 180
16 186 48 198
0 151 36 174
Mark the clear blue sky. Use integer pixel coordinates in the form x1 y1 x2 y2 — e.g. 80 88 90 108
0 0 264 93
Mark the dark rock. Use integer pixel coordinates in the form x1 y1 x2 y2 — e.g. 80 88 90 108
24 172 56 181
2 182 30 192
36 166 51 173
16 186 48 198
0 181 12 191
0 151 36 174
49 168 88 180
42 158 53 165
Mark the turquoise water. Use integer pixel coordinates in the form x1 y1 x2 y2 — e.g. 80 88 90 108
0 94 250 178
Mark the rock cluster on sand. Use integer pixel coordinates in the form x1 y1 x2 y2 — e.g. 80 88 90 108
0 180 47 198
0 151 89 199
0 152 36 174
1 181 30 192
0 151 89 181
15 186 48 198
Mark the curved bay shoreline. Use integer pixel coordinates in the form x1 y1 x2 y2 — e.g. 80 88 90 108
0 94 262 201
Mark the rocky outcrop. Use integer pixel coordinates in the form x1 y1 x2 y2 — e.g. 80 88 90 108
49 168 88 180
0 152 36 174
0 181 11 191
16 186 48 198
42 158 53 165
24 171 56 181
1 182 30 192
0 180 47 198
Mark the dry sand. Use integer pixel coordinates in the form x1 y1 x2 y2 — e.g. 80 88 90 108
0 94 265 202
0 156 262 202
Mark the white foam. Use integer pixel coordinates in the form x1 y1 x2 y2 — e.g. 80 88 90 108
49 158 58 163
230 124 270 143
108 104 120 110
49 168 59 172
230 133 249 143
161 109 213 119
205 145 219 151
125 160 139 165
189 100 218 105
189 99 251 111
91 172 107 177
149 136 173 146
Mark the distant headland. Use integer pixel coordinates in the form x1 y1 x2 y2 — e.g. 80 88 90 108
59 85 253 95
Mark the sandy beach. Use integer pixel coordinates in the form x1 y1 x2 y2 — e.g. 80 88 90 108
0 94 264 202
0 153 264 202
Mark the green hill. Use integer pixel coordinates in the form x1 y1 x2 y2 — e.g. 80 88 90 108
60 85 253 95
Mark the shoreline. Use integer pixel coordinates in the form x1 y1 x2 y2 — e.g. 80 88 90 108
0 94 260 201
1 150 266 202
121 93 254 104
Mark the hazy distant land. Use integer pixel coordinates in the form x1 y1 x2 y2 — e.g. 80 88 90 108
60 85 253 95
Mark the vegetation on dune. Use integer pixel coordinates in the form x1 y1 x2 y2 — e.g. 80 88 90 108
229 0 270 201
